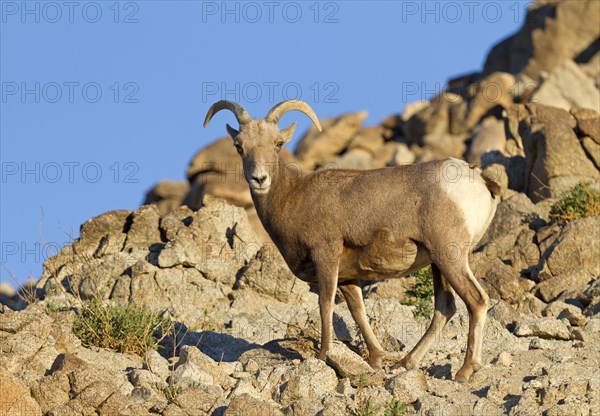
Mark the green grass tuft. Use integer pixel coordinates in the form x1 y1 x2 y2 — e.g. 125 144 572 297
155 383 183 401
549 182 600 224
350 399 380 416
401 266 434 319
384 399 407 416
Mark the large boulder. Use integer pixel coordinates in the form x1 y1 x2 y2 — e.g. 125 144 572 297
31 352 141 416
0 305 80 384
537 216 600 279
483 0 600 80
295 111 368 168
531 60 600 113
402 93 466 142
143 181 190 216
276 358 338 406
157 195 260 284
0 368 42 416
465 117 507 164
463 72 516 131
505 103 600 200
235 244 310 303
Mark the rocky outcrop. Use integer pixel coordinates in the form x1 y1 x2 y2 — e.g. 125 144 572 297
531 59 600 113
295 111 369 168
0 368 42 416
35 196 265 328
503 103 600 200
2 1 599 415
483 0 600 81
3 293 599 415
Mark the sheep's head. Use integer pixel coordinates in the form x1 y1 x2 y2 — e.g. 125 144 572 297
204 100 322 195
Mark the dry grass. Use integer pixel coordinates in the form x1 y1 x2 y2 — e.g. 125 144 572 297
72 298 172 356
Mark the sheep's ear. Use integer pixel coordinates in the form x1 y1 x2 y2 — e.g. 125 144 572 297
280 122 297 143
226 123 239 141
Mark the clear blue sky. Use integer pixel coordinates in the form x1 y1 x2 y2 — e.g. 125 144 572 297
1 1 528 287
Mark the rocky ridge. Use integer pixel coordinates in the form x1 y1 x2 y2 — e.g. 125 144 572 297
1 1 599 415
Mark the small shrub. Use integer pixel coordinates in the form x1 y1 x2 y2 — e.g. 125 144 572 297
549 182 600 224
355 372 369 388
384 399 407 416
42 289 64 314
155 383 182 401
44 301 62 314
401 266 434 319
350 399 380 416
72 298 170 356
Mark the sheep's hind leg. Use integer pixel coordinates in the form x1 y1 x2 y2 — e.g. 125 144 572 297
398 264 456 371
437 258 489 383
339 279 385 369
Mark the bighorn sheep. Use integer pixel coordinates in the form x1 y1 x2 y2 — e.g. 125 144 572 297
204 100 501 383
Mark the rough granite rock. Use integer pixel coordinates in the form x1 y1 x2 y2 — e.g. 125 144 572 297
532 60 600 113
277 358 339 406
384 370 429 404
144 181 190 216
176 346 235 390
0 368 42 416
535 271 594 303
171 362 214 389
34 195 262 329
325 341 373 378
236 244 310 303
143 349 171 381
158 195 260 285
465 116 507 164
403 93 465 142
540 216 600 279
505 103 600 200
463 72 516 131
514 318 572 340
295 111 368 168
483 0 600 80
224 393 283 416
571 107 600 144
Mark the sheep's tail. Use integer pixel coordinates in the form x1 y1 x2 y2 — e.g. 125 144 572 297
479 165 503 200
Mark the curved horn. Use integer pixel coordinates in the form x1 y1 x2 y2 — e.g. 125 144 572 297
266 100 322 132
203 100 252 128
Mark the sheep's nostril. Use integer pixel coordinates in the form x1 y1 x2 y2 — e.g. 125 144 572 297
252 175 267 185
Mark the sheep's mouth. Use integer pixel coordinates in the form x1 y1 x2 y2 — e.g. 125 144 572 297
250 186 270 195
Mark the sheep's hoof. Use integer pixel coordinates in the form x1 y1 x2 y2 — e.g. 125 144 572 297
392 355 416 371
455 363 479 383
368 353 383 370
454 371 471 384
401 356 417 370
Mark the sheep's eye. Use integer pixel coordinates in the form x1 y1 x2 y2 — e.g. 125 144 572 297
235 145 243 155
275 141 284 150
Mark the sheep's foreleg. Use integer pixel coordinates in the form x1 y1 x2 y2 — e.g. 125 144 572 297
339 279 385 369
316 260 340 361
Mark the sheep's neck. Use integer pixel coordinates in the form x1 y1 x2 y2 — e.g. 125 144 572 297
252 156 303 234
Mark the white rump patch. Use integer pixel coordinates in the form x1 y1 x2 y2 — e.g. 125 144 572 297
439 158 496 243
